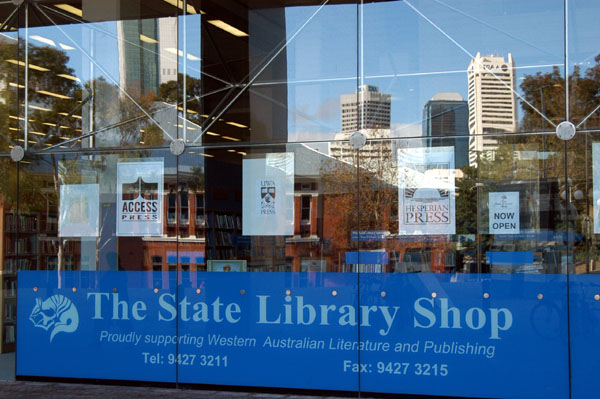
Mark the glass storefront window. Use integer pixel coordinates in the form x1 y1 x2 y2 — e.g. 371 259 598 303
0 0 599 398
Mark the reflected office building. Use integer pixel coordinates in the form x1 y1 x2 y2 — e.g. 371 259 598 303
422 92 469 169
0 1 599 399
467 52 518 166
330 85 393 169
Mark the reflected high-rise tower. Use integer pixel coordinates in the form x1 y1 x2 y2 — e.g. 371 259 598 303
422 92 469 169
467 52 518 166
331 85 392 168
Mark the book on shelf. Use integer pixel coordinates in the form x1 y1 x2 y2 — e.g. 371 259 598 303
3 303 15 322
4 213 39 232
3 280 16 298
4 325 15 344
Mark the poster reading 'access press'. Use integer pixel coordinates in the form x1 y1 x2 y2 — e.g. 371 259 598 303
117 160 164 237
398 147 455 235
242 153 294 236
17 272 568 398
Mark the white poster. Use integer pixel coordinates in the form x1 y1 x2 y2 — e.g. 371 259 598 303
398 146 456 235
594 143 600 234
117 160 164 237
243 153 294 236
489 192 520 234
59 184 100 237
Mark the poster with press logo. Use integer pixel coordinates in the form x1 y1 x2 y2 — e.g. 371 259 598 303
117 160 164 237
593 143 600 234
398 147 455 235
243 153 294 236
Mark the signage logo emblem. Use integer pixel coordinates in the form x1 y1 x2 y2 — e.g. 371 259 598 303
29 295 79 342
260 180 276 215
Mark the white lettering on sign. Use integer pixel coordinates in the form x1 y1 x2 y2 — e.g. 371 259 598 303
489 192 520 234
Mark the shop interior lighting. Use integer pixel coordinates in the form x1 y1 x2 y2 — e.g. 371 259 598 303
207 20 248 37
139 34 158 44
205 131 220 136
37 90 72 100
227 149 236 152
9 82 24 88
165 47 184 56
198 153 214 158
222 135 241 141
9 115 23 121
139 141 145 144
54 4 83 17
225 121 248 128
165 47 200 61
43 122 57 127
9 127 17 131
57 73 81 82
30 131 46 136
177 106 197 114
237 151 246 156
162 0 201 14
58 112 82 119
59 43 75 50
28 104 52 112
5 59 50 71
30 35 56 47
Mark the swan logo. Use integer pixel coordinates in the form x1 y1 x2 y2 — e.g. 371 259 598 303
29 295 79 342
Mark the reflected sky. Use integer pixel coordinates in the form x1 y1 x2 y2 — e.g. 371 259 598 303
5 0 600 144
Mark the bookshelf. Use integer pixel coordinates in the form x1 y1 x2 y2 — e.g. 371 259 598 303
0 210 70 353
206 212 250 261
1 211 40 353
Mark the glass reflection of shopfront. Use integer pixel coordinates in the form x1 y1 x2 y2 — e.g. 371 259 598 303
0 0 599 398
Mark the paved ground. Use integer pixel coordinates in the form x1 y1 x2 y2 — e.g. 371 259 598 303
0 381 360 399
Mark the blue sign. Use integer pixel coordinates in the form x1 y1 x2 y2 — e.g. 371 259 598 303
351 230 388 241
18 271 569 398
485 251 534 265
345 251 389 265
569 274 600 399
166 251 204 264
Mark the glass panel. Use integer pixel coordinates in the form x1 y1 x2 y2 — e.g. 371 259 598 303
0 25 20 154
175 143 360 390
0 156 16 379
18 2 179 151
356 134 569 398
186 1 357 146
14 149 178 383
570 130 598 399
361 0 564 167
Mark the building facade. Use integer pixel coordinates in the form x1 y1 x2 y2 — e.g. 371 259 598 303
422 92 469 168
0 1 599 398
467 52 518 165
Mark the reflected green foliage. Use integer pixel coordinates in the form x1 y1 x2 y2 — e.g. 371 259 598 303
0 39 80 150
455 165 477 234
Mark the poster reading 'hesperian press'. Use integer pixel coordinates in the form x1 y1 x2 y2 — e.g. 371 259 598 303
243 153 294 236
117 160 164 237
398 147 455 235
